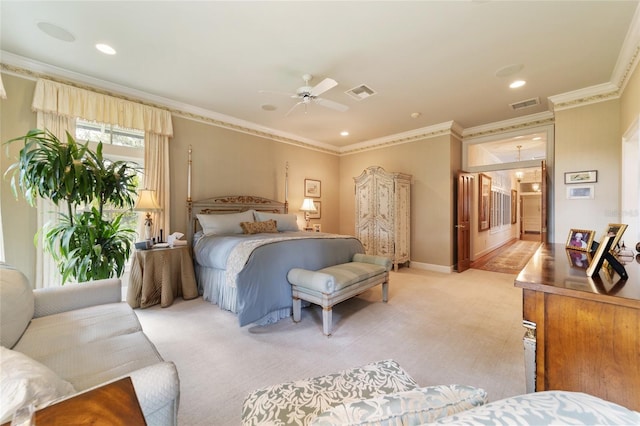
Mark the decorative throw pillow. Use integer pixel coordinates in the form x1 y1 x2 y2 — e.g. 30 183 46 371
197 210 255 235
254 212 299 231
0 346 76 424
310 384 488 426
241 220 279 235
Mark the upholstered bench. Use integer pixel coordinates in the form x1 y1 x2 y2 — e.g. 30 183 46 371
287 253 391 335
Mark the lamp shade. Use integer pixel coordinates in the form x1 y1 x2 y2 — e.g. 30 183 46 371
134 189 161 211
299 198 317 212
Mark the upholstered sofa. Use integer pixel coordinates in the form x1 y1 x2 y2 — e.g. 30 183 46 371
242 359 640 425
0 263 180 425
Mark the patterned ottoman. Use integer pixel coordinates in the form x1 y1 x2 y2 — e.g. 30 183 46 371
241 359 487 426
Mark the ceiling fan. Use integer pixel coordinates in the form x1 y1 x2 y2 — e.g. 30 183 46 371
260 74 349 116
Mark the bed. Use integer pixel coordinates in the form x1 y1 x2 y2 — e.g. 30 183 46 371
187 195 364 326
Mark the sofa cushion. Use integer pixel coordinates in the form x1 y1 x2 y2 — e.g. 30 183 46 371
13 302 142 360
37 331 163 391
242 359 419 426
0 263 34 348
433 391 640 425
0 346 76 424
310 384 487 425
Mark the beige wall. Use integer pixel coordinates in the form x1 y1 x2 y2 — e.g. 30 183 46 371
0 74 37 283
169 116 340 236
553 99 621 241
339 134 460 269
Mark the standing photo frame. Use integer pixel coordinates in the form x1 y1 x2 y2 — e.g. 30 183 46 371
565 229 595 251
606 223 628 249
304 179 321 198
478 173 491 231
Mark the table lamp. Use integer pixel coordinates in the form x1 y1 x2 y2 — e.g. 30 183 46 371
299 198 317 229
134 189 161 241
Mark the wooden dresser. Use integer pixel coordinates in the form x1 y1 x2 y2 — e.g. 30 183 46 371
514 243 640 411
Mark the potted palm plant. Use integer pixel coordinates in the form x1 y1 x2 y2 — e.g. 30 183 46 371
5 128 139 284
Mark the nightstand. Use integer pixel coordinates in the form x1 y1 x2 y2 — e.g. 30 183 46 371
127 245 199 308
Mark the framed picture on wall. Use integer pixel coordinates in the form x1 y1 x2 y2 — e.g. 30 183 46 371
478 173 491 231
309 201 321 219
566 185 594 200
564 170 597 184
304 179 321 198
511 189 517 224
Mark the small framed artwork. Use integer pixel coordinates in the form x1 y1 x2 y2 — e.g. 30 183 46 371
586 234 615 277
606 223 628 249
304 179 321 198
566 185 594 200
313 224 322 232
566 248 591 269
478 173 492 232
309 201 321 219
564 170 597 184
510 189 517 224
566 229 595 251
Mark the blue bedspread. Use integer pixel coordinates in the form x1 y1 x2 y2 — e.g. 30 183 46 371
194 232 364 326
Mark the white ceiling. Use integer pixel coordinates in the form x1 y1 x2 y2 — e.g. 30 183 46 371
1 1 638 150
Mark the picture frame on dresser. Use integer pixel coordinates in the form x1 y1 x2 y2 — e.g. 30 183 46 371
565 229 594 252
304 179 321 198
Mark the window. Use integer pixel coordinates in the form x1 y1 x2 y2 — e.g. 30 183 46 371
490 188 511 232
75 119 145 241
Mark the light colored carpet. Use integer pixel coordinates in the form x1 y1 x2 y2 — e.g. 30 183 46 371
135 267 526 425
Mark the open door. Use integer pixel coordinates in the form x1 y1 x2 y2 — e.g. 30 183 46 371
456 172 473 272
541 160 547 243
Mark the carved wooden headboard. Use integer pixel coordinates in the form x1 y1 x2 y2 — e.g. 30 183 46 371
187 195 287 243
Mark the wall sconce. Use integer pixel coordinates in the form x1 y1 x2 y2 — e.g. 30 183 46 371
134 189 161 241
515 171 524 182
299 198 317 229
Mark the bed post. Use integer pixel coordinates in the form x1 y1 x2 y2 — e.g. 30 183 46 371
187 145 193 243
284 161 289 214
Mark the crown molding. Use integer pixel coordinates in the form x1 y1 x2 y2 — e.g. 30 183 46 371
462 111 555 141
612 3 640 93
339 121 463 156
547 82 620 112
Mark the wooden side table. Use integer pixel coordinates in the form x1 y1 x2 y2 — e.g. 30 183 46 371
127 245 199 308
2 377 145 426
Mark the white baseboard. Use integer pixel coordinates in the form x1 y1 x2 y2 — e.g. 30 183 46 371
405 261 453 274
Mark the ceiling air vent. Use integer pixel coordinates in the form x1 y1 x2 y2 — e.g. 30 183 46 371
510 97 540 111
345 84 377 101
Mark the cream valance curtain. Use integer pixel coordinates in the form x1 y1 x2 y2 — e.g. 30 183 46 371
31 79 173 136
30 78 172 287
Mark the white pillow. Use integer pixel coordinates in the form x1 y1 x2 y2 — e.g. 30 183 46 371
197 210 255 235
0 346 76 424
254 212 300 231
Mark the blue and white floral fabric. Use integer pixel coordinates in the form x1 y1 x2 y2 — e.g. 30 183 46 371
241 359 420 426
432 391 640 425
310 384 487 426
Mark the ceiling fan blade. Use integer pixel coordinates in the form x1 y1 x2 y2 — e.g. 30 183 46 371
310 78 338 97
314 97 349 112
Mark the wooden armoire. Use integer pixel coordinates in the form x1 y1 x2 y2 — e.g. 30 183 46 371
354 166 411 271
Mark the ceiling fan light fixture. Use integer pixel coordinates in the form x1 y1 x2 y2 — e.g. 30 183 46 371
96 43 116 55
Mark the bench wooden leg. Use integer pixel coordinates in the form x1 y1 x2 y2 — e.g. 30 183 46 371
382 281 388 302
322 306 332 336
292 296 301 322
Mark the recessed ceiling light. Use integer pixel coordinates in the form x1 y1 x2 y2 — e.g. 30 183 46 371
37 22 75 42
340 131 349 136
96 43 116 55
532 136 542 141
510 80 526 89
